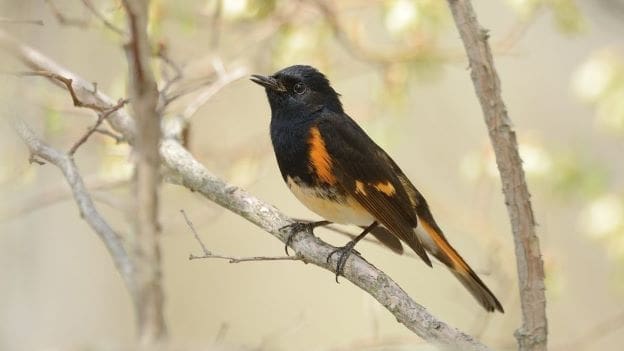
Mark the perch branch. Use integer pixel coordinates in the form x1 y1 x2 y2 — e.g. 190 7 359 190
446 1 547 350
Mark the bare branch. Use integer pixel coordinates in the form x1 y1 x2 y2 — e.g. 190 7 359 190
80 0 126 36
190 254 305 263
180 209 211 256
19 71 105 111
68 98 128 155
155 41 184 104
11 118 136 297
0 29 136 141
446 1 547 350
121 0 166 343
180 63 247 120
44 0 89 28
181 209 306 263
94 127 125 143
309 0 426 65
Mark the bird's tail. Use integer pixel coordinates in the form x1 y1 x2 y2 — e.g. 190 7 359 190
417 215 504 313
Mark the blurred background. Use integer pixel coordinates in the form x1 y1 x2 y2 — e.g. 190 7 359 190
1 0 624 350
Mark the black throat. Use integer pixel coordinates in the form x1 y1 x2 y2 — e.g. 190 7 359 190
269 110 318 185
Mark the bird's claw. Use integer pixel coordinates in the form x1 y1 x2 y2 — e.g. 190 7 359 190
326 242 359 283
279 221 315 256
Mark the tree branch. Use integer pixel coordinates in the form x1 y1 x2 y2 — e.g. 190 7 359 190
11 118 136 298
182 209 306 263
68 98 128 155
121 0 167 344
80 0 126 36
446 1 547 350
0 29 136 141
160 140 491 350
3 30 493 350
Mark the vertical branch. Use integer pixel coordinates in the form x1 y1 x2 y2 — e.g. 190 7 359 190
446 1 547 351
121 0 166 344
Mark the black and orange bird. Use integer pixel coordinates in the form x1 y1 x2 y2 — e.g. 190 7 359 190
251 65 504 313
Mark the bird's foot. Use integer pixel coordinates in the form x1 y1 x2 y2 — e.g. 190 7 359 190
279 220 331 255
326 241 360 283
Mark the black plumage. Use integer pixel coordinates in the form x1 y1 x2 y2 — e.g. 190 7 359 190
251 65 503 313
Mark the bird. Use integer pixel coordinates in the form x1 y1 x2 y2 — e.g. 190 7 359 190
251 64 504 313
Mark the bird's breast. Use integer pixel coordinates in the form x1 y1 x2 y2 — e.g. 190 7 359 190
286 176 373 226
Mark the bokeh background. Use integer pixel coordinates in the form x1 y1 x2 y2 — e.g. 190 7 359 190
1 0 624 350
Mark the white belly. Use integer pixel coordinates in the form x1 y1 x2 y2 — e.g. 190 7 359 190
286 177 374 226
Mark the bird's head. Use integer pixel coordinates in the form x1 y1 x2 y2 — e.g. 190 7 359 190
251 65 343 118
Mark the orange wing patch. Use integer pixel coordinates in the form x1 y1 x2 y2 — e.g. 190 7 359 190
355 180 367 195
373 181 396 196
308 127 336 184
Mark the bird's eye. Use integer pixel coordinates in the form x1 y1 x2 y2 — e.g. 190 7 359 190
293 82 306 95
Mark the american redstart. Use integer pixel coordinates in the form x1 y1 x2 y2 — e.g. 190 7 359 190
251 65 503 313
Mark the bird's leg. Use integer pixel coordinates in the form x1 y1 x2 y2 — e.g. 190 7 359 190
327 221 379 283
280 220 332 255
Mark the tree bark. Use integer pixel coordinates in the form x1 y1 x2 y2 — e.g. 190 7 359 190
121 0 167 344
446 1 548 350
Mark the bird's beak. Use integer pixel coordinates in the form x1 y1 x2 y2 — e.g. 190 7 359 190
250 74 286 92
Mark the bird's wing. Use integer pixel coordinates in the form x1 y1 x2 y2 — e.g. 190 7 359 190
315 116 431 266
381 138 504 312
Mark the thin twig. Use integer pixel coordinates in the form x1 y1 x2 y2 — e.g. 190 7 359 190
94 127 125 143
11 117 136 297
44 0 90 28
180 209 210 256
181 209 305 263
181 63 247 120
189 253 306 263
69 100 127 151
68 98 128 155
156 42 184 110
447 1 547 350
0 32 136 139
80 0 126 36
28 154 45 165
19 71 104 111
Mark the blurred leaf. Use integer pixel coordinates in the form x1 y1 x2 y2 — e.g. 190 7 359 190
573 49 624 135
271 23 329 70
580 194 623 239
549 151 608 200
548 0 585 34
98 141 133 181
383 0 448 37
213 0 276 21
506 0 585 34
44 105 64 136
148 0 165 38
506 0 543 17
